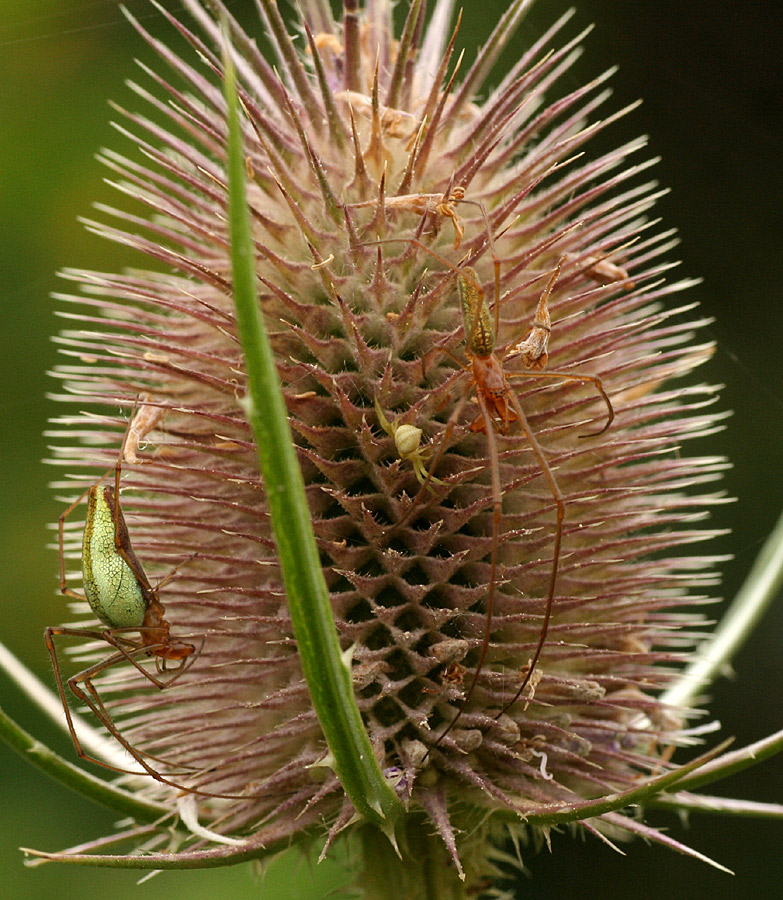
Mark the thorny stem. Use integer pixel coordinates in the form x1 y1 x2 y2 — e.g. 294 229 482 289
359 817 468 900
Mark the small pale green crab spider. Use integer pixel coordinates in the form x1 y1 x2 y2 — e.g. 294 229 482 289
374 396 445 486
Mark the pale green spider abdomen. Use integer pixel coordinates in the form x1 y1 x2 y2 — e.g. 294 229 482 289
81 485 148 629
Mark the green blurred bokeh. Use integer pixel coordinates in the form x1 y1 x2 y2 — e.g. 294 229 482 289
1 1 780 897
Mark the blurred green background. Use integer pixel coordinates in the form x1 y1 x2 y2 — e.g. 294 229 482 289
1 1 780 897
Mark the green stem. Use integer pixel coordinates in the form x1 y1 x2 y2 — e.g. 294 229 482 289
650 791 783 819
488 739 732 828
359 819 467 900
0 703 167 823
672 727 783 793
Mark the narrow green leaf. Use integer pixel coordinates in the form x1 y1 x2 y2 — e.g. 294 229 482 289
221 28 403 834
664 505 783 709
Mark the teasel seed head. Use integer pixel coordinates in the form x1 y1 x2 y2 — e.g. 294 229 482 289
48 0 727 893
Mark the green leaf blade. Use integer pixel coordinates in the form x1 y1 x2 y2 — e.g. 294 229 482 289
221 30 403 834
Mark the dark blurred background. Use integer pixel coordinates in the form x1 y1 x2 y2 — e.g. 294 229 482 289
1 1 780 897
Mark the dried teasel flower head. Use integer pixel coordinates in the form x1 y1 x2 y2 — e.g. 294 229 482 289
47 0 727 894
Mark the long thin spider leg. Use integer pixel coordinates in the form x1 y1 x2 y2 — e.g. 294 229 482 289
155 553 199 592
45 626 99 760
76 664 197 773
494 388 565 719
48 629 259 799
67 672 192 784
45 626 165 779
425 387 502 755
73 639 203 773
72 686 265 799
505 368 614 435
500 255 614 436
47 626 192 771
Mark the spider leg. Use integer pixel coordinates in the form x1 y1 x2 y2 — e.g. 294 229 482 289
494 387 565 719
425 387 502 755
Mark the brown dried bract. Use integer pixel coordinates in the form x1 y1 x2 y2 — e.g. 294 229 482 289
124 395 166 465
